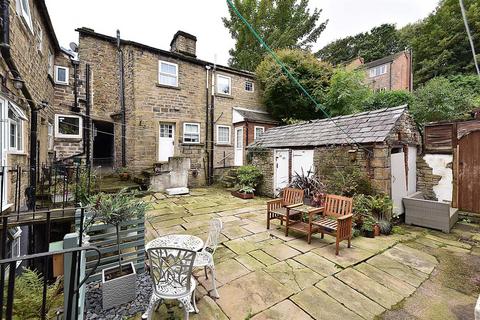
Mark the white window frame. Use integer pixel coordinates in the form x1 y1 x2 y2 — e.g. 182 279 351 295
183 122 200 144
55 114 82 139
245 80 254 92
35 20 43 52
47 50 54 77
7 102 26 153
7 227 22 268
216 125 231 145
16 0 33 32
158 60 179 87
54 66 69 85
254 126 265 140
216 74 232 95
47 122 54 150
369 64 387 78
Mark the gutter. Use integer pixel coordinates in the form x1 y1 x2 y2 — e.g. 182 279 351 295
117 30 126 167
0 0 38 209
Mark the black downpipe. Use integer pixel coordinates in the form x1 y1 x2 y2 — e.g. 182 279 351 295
85 64 91 166
208 67 215 185
117 30 126 167
205 66 210 183
0 0 37 210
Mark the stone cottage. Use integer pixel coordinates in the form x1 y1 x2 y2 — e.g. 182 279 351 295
67 28 276 188
249 105 421 215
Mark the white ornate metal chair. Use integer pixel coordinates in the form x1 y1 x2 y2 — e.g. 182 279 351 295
142 247 198 320
193 218 223 298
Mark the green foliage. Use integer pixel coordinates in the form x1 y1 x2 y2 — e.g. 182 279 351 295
363 90 414 111
324 68 371 116
256 49 333 121
378 219 393 235
236 165 263 192
366 194 394 221
9 268 63 319
223 0 327 71
238 186 255 194
410 77 476 124
75 169 98 206
361 216 375 232
353 194 370 216
316 24 408 65
324 166 377 198
288 169 325 198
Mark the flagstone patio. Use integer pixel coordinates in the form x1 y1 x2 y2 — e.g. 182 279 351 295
134 187 480 320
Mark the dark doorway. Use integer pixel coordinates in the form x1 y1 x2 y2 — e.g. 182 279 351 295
93 121 114 168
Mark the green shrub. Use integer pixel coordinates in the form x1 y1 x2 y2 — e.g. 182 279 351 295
367 194 394 221
325 166 376 197
236 165 263 192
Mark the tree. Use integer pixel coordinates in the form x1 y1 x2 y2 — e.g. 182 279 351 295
316 24 407 65
324 68 371 116
363 90 414 111
223 0 327 71
410 77 476 124
256 49 333 121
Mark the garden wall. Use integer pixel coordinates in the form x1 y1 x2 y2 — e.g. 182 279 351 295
248 148 274 196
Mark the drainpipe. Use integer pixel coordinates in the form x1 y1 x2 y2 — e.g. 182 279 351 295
408 48 413 92
389 61 393 90
209 65 216 185
205 65 211 182
0 0 38 210
85 64 91 166
117 30 126 167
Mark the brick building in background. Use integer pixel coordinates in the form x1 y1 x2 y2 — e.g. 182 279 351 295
71 28 276 187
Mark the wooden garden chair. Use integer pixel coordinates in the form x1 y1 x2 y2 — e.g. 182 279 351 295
266 188 304 236
308 194 353 255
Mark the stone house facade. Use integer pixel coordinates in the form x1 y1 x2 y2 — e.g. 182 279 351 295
348 50 413 92
70 28 276 187
249 106 420 214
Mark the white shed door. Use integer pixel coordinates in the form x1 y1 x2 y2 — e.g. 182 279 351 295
391 151 408 215
274 150 289 195
291 150 314 177
158 123 175 162
407 146 417 195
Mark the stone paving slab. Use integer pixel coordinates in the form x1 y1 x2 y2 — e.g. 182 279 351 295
291 286 364 320
262 243 301 261
223 238 259 255
243 222 268 234
249 250 279 266
250 300 312 320
335 268 405 309
286 237 332 253
366 254 428 287
424 234 472 249
214 258 251 285
312 243 375 268
263 259 323 293
216 271 295 320
354 262 416 297
235 254 266 271
293 252 341 277
382 243 438 274
350 235 398 253
222 225 253 240
316 276 385 320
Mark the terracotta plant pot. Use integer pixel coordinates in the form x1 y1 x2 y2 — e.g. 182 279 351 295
119 173 130 181
363 230 375 238
374 224 381 236
231 191 254 199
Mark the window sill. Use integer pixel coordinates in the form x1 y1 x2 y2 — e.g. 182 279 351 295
181 142 202 146
1 203 13 214
215 143 232 147
54 82 69 86
156 83 181 90
8 151 27 156
215 93 233 99
55 136 82 141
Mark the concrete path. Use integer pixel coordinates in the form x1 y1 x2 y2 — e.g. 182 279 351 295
134 188 479 320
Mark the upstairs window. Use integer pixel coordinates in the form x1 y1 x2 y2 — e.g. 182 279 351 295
217 75 231 95
55 114 82 139
8 102 26 153
254 126 265 140
47 50 54 77
158 61 178 87
245 80 254 92
16 0 33 31
216 125 231 144
369 64 387 78
54 66 69 85
183 123 200 143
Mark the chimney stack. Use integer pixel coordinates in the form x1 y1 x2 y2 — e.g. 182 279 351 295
170 31 197 57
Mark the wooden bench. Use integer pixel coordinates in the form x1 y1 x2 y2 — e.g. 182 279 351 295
267 188 304 236
308 194 353 255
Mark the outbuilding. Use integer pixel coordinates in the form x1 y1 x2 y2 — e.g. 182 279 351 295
248 105 421 215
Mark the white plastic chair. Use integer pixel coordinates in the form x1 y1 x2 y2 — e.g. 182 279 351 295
142 247 198 320
193 218 223 298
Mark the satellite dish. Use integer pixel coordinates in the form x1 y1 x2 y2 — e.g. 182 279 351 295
69 42 78 52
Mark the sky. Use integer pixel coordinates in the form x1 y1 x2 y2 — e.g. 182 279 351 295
45 0 440 66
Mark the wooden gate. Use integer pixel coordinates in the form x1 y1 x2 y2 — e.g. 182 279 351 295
458 130 480 213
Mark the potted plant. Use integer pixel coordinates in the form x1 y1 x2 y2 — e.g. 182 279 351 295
116 167 130 181
361 216 376 238
87 189 148 309
231 165 262 199
288 169 325 206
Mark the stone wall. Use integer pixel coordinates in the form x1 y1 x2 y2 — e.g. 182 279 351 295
417 154 453 202
248 148 274 196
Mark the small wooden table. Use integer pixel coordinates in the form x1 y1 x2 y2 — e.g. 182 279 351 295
287 205 324 236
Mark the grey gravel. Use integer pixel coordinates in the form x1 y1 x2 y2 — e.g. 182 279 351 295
85 272 152 320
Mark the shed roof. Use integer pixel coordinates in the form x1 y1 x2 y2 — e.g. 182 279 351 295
250 105 407 148
234 108 278 124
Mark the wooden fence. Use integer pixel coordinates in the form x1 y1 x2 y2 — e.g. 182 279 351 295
84 216 145 283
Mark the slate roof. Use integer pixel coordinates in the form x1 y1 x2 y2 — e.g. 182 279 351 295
235 108 279 124
250 105 407 148
363 52 405 69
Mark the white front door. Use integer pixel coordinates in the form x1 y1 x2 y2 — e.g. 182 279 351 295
274 149 290 195
234 127 243 166
291 150 314 178
158 123 175 162
0 98 7 209
391 150 408 215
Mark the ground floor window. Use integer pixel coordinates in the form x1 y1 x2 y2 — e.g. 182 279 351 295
8 102 26 153
254 126 265 140
55 114 82 139
216 125 231 144
183 123 200 143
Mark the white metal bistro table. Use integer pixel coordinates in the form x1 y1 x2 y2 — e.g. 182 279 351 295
146 234 204 252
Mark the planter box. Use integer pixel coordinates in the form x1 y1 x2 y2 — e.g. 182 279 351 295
403 192 458 233
102 262 136 309
231 191 254 199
